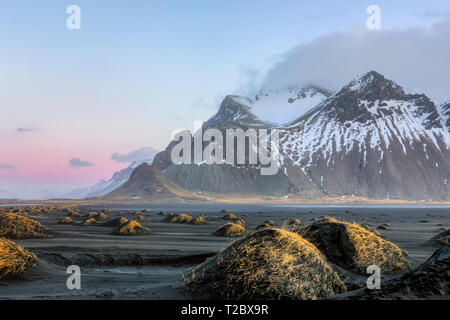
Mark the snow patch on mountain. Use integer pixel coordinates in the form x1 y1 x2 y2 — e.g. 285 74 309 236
251 86 332 125
279 72 450 173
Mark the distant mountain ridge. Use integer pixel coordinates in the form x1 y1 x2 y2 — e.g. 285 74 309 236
106 71 450 201
105 163 186 200
279 71 450 199
62 159 153 199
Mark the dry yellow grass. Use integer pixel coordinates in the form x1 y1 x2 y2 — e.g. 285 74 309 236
0 237 37 280
87 212 109 221
0 212 52 239
58 217 74 224
302 217 411 274
213 223 247 237
112 220 149 236
62 207 82 217
191 215 207 225
136 215 145 221
222 213 238 220
82 217 98 226
232 218 247 226
165 213 193 224
184 228 346 299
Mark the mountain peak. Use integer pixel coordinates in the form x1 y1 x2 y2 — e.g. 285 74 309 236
203 95 267 129
344 71 404 98
292 71 442 129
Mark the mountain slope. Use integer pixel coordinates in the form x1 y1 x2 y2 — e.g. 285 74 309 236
441 101 450 133
105 163 187 200
112 71 450 201
202 95 269 129
253 85 332 125
279 71 450 200
62 160 153 199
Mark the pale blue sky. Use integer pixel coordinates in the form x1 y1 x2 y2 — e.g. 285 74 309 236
0 0 449 193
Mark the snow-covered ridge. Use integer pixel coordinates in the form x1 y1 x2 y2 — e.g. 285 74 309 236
250 86 332 125
279 72 450 173
440 101 450 133
281 100 448 168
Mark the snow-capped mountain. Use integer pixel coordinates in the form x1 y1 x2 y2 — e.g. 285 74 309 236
62 159 153 199
203 86 332 128
441 101 450 133
253 85 332 125
202 95 268 129
112 71 450 201
279 71 450 199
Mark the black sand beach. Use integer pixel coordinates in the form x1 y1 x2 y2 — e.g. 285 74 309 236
0 204 448 299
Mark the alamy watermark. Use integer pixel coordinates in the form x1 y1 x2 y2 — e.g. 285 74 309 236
66 265 81 290
366 5 381 30
170 125 280 176
366 265 381 289
66 5 81 30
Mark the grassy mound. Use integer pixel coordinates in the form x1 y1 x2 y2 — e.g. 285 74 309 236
263 220 276 226
136 215 145 221
213 223 246 237
191 215 207 225
103 217 129 227
164 213 193 224
427 229 450 246
257 223 271 230
222 213 238 220
0 212 52 239
289 219 301 225
0 238 37 280
346 246 450 300
58 217 74 224
301 217 411 274
87 212 109 221
112 220 149 236
82 217 99 226
184 228 346 299
61 207 82 217
232 218 246 226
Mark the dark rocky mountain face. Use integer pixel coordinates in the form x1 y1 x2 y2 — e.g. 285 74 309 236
111 71 450 201
281 71 450 200
442 102 450 133
105 163 185 200
202 95 268 129
316 71 441 129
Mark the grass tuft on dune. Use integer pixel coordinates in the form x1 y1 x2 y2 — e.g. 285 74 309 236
0 237 37 280
112 220 149 236
301 217 411 274
58 217 74 224
0 212 52 239
164 213 193 224
213 223 246 237
184 228 346 299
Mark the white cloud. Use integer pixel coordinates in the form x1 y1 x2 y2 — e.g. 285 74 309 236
110 146 159 163
260 19 450 102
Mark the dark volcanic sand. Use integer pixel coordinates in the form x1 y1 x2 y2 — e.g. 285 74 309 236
0 204 448 299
